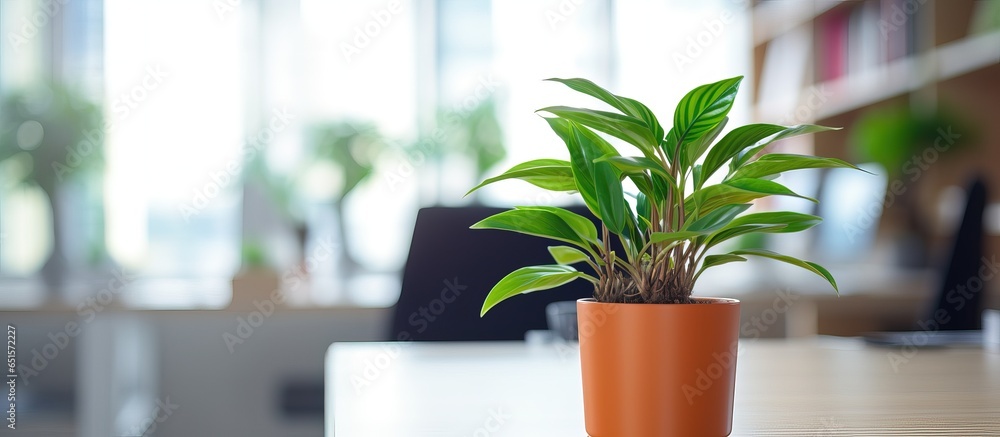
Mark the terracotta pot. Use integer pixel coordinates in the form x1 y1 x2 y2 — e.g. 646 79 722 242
577 297 740 437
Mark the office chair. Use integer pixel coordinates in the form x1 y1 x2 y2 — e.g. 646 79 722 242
390 205 598 341
865 177 989 346
926 177 988 330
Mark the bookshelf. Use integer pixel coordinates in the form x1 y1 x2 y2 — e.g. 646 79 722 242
751 0 1000 263
753 1 1000 121
805 30 1000 122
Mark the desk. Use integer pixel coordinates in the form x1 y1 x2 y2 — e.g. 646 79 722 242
326 338 1000 436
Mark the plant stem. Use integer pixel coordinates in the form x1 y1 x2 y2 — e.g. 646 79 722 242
613 256 640 282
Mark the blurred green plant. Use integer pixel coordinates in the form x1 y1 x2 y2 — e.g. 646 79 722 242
299 122 387 271
469 77 859 312
305 122 385 201
0 83 105 278
850 104 975 267
851 105 970 175
438 98 506 180
0 83 104 185
240 239 269 269
971 1 1000 34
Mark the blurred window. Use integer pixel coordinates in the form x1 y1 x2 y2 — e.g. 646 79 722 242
1 0 752 306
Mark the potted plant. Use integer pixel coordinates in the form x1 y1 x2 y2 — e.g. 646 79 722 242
1 83 105 291
230 238 281 308
468 76 858 436
302 121 385 273
851 104 972 268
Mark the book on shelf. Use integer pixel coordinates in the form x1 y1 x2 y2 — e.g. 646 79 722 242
758 26 811 117
816 7 849 82
848 0 883 76
882 0 909 61
813 0 926 82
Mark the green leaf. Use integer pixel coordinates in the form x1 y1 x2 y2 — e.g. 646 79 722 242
546 120 628 236
651 172 671 207
704 223 787 248
630 174 655 201
687 178 815 217
726 178 816 201
594 155 675 184
617 96 665 145
546 78 630 113
673 76 742 148
694 254 747 281
539 106 657 157
692 164 704 190
636 192 651 234
701 124 838 187
545 78 664 143
730 248 839 293
684 116 728 169
600 153 675 208
620 198 643 260
702 254 747 269
543 118 602 215
701 211 822 250
514 206 600 245
685 204 752 232
481 265 593 316
466 159 576 196
595 159 626 235
725 211 822 234
649 230 711 244
471 208 596 249
662 127 679 157
728 154 864 181
701 123 785 185
729 125 841 173
548 246 592 265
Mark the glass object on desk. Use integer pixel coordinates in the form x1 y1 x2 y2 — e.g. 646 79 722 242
546 301 579 341
525 301 580 344
816 163 887 263
984 309 1000 353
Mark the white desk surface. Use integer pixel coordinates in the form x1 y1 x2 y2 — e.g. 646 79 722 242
326 338 1000 436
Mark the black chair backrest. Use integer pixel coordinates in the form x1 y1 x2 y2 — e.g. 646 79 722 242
926 177 988 330
390 206 597 341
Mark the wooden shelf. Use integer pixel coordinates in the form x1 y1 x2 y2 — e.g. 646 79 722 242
751 0 1000 274
752 0 842 45
936 30 1000 80
754 30 1000 122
